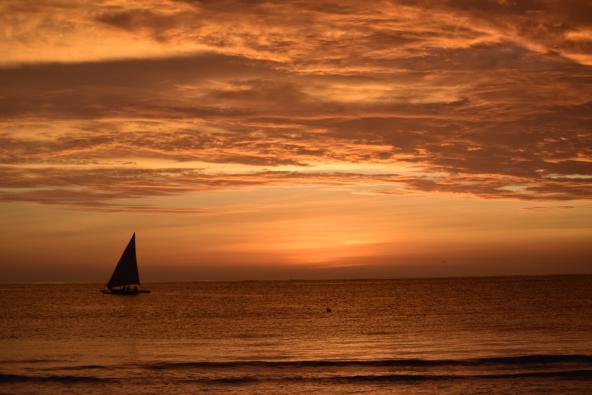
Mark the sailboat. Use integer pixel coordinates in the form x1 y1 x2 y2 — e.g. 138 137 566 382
101 233 150 295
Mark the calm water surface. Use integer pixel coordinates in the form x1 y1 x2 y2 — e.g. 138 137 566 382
1 276 591 393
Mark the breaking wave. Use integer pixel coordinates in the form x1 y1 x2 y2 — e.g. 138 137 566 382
145 354 592 370
0 373 112 384
4 354 590 386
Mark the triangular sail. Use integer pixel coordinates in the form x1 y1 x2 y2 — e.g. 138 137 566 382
107 233 140 288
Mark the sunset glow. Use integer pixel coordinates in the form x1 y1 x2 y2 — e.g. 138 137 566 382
1 0 591 281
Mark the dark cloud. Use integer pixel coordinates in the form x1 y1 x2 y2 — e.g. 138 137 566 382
0 53 282 119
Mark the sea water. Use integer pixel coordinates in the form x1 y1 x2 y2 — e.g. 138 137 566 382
1 276 591 393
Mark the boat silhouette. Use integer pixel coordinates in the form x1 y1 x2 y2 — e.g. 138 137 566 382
101 233 150 295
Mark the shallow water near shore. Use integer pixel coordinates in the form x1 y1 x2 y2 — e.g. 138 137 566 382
1 276 591 393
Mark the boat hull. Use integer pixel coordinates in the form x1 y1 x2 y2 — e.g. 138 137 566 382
101 289 151 295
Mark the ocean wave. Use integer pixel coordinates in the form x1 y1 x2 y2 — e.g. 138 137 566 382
145 354 592 370
37 364 110 371
2 369 590 386
0 358 63 364
177 369 592 385
329 370 592 383
0 373 112 384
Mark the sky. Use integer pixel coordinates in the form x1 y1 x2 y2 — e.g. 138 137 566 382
1 0 591 282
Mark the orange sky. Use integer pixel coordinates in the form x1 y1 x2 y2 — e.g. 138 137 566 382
0 0 591 281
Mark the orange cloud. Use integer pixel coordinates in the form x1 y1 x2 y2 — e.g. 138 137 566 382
0 0 590 208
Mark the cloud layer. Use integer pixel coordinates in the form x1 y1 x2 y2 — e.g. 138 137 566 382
1 0 591 209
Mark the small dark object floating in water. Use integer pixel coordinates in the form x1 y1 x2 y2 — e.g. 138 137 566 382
326 307 332 313
101 233 150 295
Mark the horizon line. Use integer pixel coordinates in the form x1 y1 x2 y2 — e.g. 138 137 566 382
2 272 590 285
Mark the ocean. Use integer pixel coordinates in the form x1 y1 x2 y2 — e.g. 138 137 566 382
1 276 591 394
